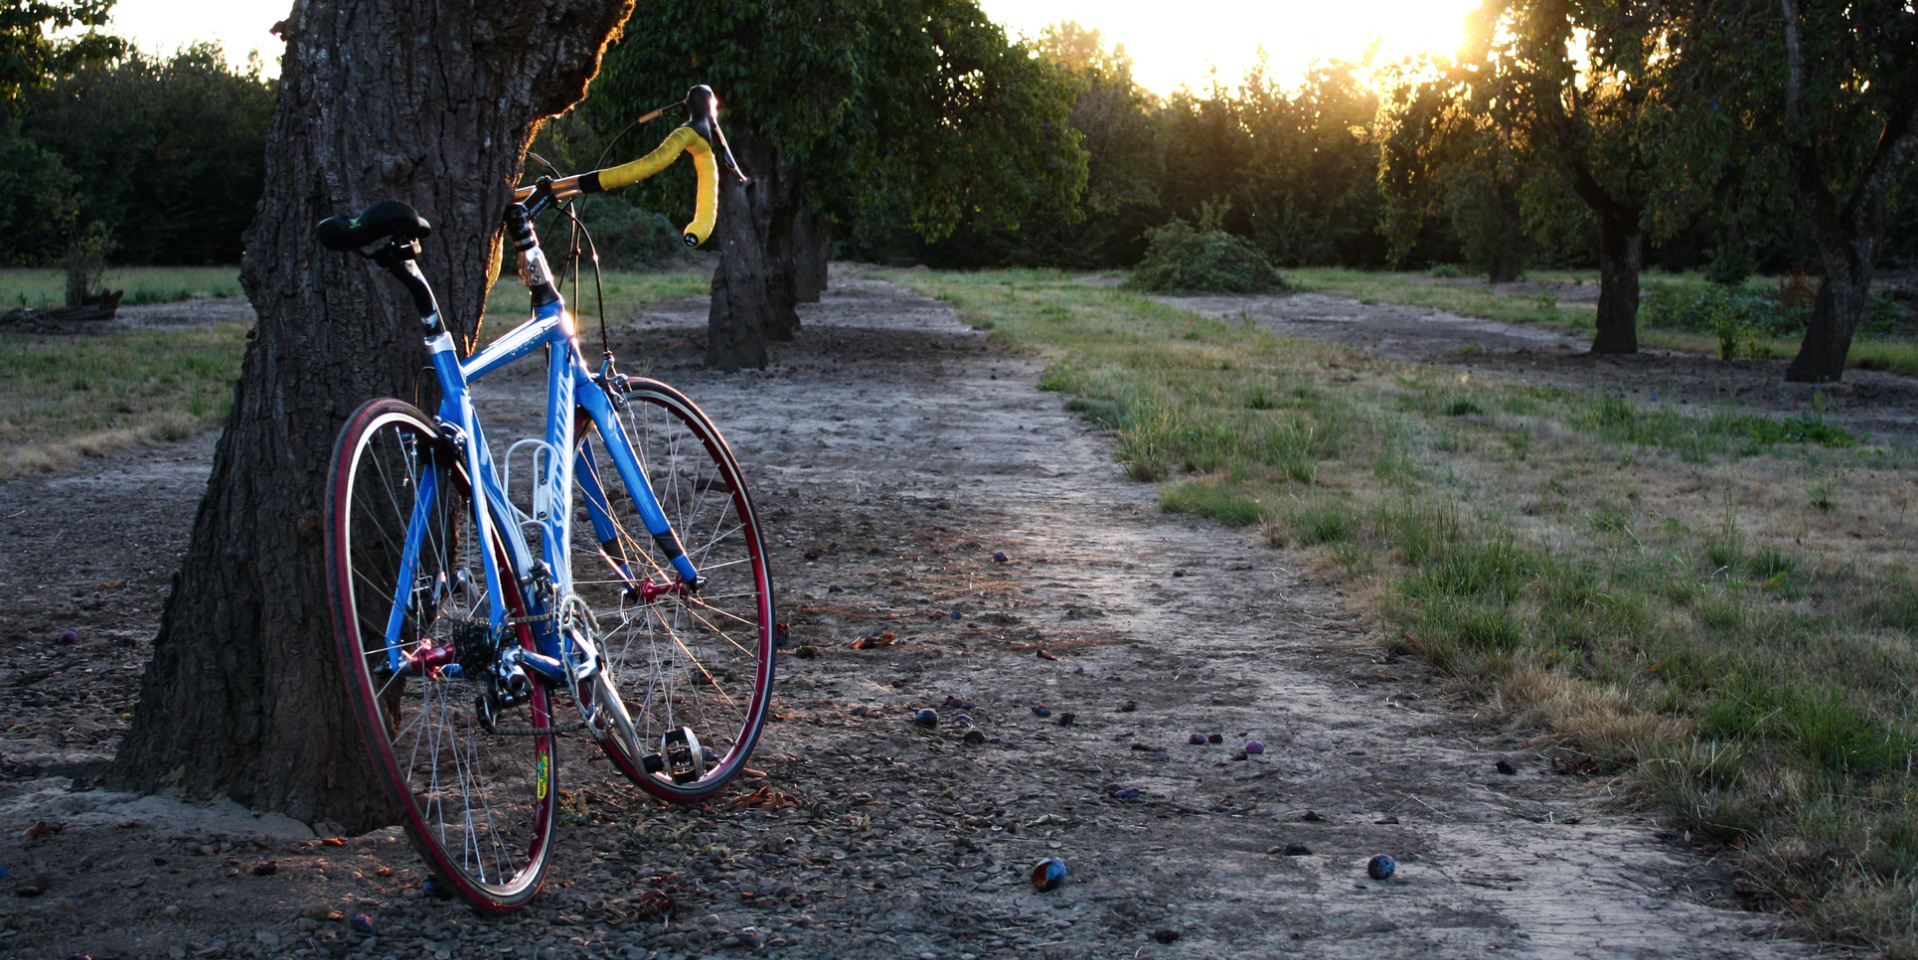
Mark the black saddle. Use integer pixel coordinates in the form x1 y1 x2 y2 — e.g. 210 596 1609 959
317 201 432 252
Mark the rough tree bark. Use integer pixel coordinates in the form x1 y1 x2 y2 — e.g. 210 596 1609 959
761 151 806 341
707 124 774 369
707 123 797 365
791 210 832 304
110 0 633 830
1591 208 1643 355
1778 0 1918 383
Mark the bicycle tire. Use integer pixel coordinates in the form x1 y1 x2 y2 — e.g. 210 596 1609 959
325 398 558 911
570 378 775 802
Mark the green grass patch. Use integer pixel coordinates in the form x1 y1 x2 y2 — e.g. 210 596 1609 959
889 266 1918 954
0 266 242 309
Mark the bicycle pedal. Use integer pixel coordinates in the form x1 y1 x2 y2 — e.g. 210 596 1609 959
641 754 664 775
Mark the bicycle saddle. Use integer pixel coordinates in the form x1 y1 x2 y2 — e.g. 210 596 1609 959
317 200 433 252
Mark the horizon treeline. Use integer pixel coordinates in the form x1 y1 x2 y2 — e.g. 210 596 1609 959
3 13 1915 282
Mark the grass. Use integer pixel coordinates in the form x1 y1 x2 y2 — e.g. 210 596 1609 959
481 268 709 345
890 266 1918 956
1289 267 1918 376
0 266 243 309
0 324 249 476
0 269 709 476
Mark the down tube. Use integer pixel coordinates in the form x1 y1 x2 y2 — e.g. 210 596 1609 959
575 382 700 585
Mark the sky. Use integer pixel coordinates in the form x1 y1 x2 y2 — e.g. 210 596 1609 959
103 0 1481 94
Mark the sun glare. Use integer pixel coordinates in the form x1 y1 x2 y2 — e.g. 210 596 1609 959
979 0 1481 94
103 0 1479 94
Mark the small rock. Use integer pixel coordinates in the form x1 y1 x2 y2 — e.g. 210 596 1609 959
250 860 277 876
56 630 77 645
1496 760 1518 775
1300 810 1325 823
422 875 453 900
827 584 843 593
795 644 820 659
1056 712 1076 727
1152 929 1182 944
943 696 976 709
1376 815 1400 825
1281 844 1312 856
950 610 963 620
1031 705 1051 718
1188 733 1206 745
1111 788 1140 800
1207 733 1223 744
1368 855 1397 880
851 706 870 717
992 551 1009 563
1035 648 1059 661
1117 701 1137 713
349 913 378 935
1245 740 1266 755
963 729 986 745
913 709 938 728
951 713 973 726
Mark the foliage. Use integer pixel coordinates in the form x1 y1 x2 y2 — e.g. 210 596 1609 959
16 45 275 265
1748 413 1858 447
0 0 122 109
1124 203 1286 293
1642 286 1809 339
585 0 1087 245
0 118 80 265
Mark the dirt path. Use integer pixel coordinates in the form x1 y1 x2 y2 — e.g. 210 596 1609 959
0 273 1846 959
1162 291 1918 448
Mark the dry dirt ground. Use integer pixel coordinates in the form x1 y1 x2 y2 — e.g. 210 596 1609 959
1160 290 1918 448
0 272 1863 959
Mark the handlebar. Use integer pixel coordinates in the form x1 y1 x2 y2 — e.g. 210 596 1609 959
514 85 746 248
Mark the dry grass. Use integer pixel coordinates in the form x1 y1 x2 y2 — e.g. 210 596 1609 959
0 325 249 478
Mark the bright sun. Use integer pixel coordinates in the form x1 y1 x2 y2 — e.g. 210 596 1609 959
105 0 1479 95
978 0 1481 95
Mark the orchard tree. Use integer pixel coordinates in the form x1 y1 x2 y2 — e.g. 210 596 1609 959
589 0 1085 368
1760 0 1913 381
111 0 634 830
1394 0 1680 354
1378 59 1536 282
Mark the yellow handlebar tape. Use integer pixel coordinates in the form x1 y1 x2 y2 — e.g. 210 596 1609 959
513 124 721 248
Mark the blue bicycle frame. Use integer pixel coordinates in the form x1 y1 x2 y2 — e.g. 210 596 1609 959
380 223 698 688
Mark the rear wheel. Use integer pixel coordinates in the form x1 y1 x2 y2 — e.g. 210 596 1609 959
570 379 775 802
325 398 556 911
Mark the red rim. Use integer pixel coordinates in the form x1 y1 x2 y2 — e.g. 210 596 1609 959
586 380 776 802
324 398 557 911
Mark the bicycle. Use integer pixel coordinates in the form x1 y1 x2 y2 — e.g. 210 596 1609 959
320 85 775 912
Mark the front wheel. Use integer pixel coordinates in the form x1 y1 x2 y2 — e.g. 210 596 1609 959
324 398 557 911
571 379 775 802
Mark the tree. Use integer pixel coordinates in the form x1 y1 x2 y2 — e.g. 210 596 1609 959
20 45 275 264
589 0 1085 368
0 0 120 109
1398 0 1676 354
1379 59 1536 282
110 0 635 830
1768 0 1917 381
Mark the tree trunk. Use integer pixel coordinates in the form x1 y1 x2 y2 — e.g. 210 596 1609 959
792 211 832 304
761 154 805 340
1489 228 1520 285
1591 209 1642 355
109 0 633 831
707 128 772 369
1786 244 1877 382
